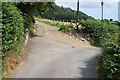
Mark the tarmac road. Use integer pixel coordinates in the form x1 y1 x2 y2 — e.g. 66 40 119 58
14 21 100 78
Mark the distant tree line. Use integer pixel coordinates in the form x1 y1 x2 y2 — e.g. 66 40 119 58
40 4 94 22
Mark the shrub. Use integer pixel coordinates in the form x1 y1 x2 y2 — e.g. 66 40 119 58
80 19 119 47
97 53 120 79
80 19 120 79
2 2 24 55
58 24 73 32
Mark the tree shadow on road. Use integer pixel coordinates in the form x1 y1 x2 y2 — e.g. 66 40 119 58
33 34 44 37
78 55 98 78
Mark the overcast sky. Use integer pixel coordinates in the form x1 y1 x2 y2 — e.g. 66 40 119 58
55 0 119 21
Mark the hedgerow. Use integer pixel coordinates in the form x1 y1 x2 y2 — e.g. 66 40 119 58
1 2 55 78
2 2 24 55
80 19 119 47
80 19 120 79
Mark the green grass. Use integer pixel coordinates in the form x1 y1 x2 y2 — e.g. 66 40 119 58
36 19 74 32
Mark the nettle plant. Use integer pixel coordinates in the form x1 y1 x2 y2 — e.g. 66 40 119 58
2 2 24 55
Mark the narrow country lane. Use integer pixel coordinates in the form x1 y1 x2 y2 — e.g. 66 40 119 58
14 21 100 78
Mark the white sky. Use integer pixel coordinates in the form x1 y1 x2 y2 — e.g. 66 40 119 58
56 0 119 2
55 0 119 20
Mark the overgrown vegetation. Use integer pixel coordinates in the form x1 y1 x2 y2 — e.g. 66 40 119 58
2 2 24 77
0 2 2 79
2 2 54 77
80 19 120 79
80 19 119 47
2 2 24 55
